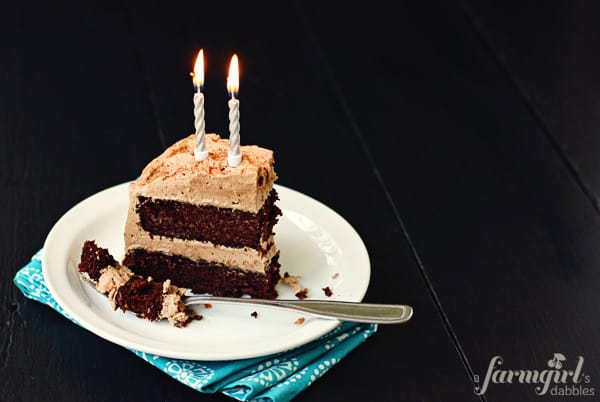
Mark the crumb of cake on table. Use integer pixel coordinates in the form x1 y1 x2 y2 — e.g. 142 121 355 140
322 286 333 297
251 311 258 318
294 317 305 325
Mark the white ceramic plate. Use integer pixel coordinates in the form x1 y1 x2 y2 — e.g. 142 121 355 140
42 182 370 360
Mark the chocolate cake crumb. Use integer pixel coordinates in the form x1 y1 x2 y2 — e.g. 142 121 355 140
115 277 164 321
294 317 305 325
204 304 213 309
295 288 308 300
176 309 203 328
322 286 333 297
78 240 117 281
331 273 339 279
282 272 304 295
251 311 258 318
79 241 198 327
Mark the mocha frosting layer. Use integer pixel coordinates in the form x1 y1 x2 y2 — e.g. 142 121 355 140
131 134 277 213
124 205 278 273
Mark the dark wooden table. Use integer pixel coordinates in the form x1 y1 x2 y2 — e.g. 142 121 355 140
3 1 600 401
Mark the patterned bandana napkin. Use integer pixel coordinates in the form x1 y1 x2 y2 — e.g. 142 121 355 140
13 250 377 402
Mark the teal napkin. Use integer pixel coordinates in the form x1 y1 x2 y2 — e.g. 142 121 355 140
14 250 377 402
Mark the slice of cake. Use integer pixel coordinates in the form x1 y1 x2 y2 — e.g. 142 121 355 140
123 133 282 298
78 240 198 327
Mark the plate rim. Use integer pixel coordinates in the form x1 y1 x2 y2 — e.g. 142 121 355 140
42 182 370 360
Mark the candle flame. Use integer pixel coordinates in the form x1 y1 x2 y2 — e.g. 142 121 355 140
227 54 239 98
192 49 204 90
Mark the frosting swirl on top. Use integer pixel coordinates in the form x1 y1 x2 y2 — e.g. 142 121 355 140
132 134 277 213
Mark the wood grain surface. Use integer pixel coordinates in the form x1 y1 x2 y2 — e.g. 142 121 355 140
2 1 599 401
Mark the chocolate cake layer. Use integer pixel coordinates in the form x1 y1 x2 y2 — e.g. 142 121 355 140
123 249 281 299
136 189 281 250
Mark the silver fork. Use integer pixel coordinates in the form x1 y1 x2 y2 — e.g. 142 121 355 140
185 295 413 324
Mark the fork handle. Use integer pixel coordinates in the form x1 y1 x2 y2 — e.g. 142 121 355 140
185 296 413 324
